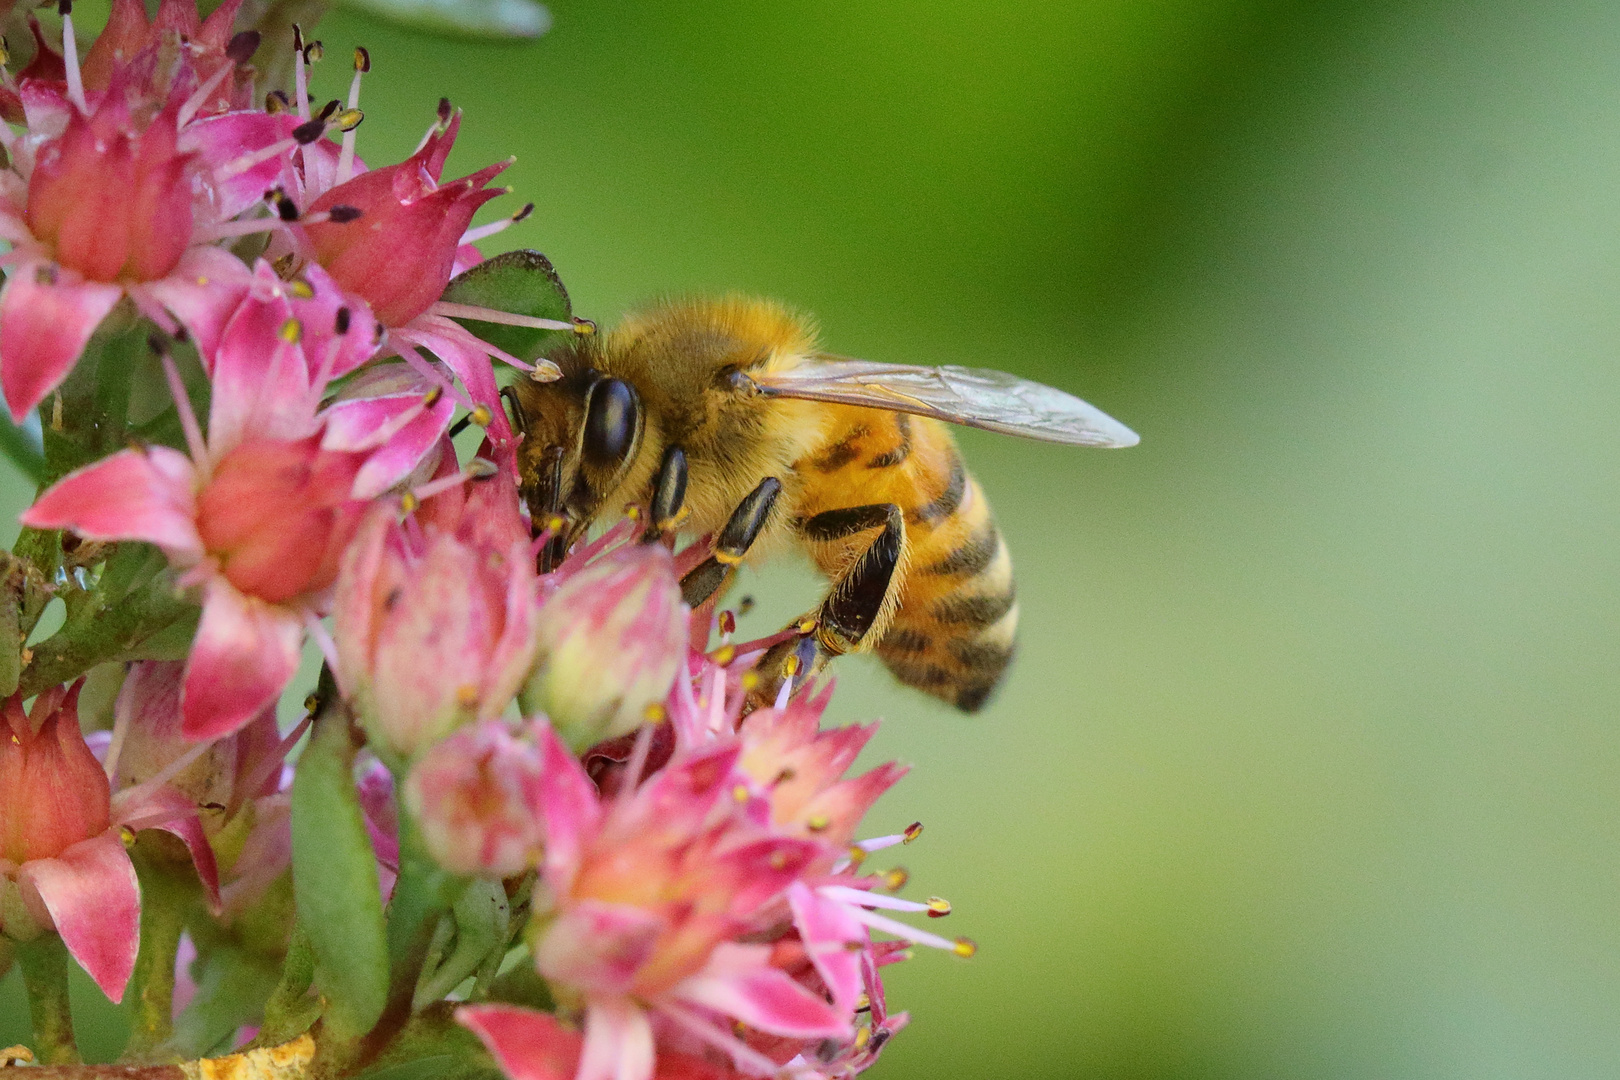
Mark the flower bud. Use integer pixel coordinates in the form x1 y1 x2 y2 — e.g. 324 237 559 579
404 721 544 878
522 544 688 752
26 105 196 284
0 684 109 867
335 506 540 760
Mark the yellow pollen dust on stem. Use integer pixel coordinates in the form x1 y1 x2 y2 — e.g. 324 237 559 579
2 1046 35 1066
182 1032 315 1080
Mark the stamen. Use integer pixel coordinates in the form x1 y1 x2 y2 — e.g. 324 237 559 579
216 137 300 180
395 345 473 409
829 901 964 954
408 460 497 504
303 611 339 673
426 302 574 332
265 89 291 114
883 867 909 891
57 1 86 113
303 40 324 65
459 202 535 245
161 355 209 470
292 25 311 119
617 721 655 803
718 610 737 638
179 62 236 128
656 1003 783 1079
337 47 369 184
112 740 215 820
903 821 924 844
818 885 943 916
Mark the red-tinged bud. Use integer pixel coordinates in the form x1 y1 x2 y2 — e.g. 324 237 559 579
0 684 109 867
335 506 540 760
521 544 689 752
404 721 544 878
302 112 510 327
196 435 368 604
25 105 197 284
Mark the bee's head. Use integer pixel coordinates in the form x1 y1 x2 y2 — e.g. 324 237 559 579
511 366 644 558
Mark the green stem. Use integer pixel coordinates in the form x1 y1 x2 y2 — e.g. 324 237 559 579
252 922 319 1049
122 853 193 1060
0 411 45 484
16 934 82 1065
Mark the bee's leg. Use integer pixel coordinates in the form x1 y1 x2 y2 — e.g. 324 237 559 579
679 477 782 608
748 503 904 708
642 446 688 544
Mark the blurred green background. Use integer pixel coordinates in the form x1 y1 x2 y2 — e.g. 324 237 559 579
9 0 1620 1076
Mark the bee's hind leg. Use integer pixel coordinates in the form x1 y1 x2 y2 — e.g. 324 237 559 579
747 503 905 710
679 477 783 608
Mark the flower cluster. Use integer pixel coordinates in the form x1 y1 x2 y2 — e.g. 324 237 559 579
0 7 970 1080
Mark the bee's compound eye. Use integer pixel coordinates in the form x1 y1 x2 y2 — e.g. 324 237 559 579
582 377 639 466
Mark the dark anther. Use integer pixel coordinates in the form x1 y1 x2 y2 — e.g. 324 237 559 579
326 204 362 224
437 97 453 123
173 324 190 343
513 202 535 222
334 307 352 335
226 31 260 64
423 385 444 409
318 98 340 121
303 41 323 64
275 195 300 222
57 1 71 16
354 46 371 72
291 118 326 145
291 24 304 52
59 532 80 554
146 333 167 356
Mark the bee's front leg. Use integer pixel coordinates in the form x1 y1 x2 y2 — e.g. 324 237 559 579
679 477 783 607
747 503 905 710
643 445 689 543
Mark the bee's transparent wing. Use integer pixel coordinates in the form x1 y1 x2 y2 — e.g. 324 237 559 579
753 357 1140 447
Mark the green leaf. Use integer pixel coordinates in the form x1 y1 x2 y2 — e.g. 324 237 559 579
412 878 510 1008
0 412 44 484
338 0 550 40
168 941 282 1059
441 250 574 362
291 705 389 1041
39 303 150 485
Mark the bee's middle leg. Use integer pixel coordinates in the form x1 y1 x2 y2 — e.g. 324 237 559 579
679 477 783 608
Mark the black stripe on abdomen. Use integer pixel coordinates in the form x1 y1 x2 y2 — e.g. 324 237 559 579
919 522 999 576
908 452 966 525
932 586 1015 627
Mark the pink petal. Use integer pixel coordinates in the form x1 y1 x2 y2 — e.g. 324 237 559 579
184 111 300 220
322 392 454 500
207 263 315 454
0 259 123 420
673 943 849 1039
21 447 202 559
121 784 222 914
291 262 380 382
19 832 140 1002
786 882 864 1014
457 1004 583 1080
181 580 303 741
535 723 603 892
484 540 542 718
580 998 654 1080
534 900 663 997
137 246 254 364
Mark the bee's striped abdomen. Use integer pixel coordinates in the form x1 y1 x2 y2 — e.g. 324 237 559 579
796 408 1018 712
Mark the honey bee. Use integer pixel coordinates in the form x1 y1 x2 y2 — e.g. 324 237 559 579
509 296 1137 712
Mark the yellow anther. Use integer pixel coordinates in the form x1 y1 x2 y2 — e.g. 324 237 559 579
644 702 667 723
304 693 320 714
854 992 871 1012
883 867 909 891
806 814 830 832
470 404 493 426
740 671 761 692
903 821 924 844
422 386 443 408
718 610 736 636
710 644 737 666
278 317 303 344
768 849 790 870
400 491 419 514
572 317 597 336
847 845 868 866
456 684 480 708
925 896 952 918
732 1021 746 1039
303 41 324 62
953 937 978 958
545 515 567 533
782 654 801 677
335 108 364 132
288 278 315 299
732 783 750 804
119 825 138 848
853 1027 871 1051
0 40 12 69
353 45 371 72
624 504 642 521
466 458 499 478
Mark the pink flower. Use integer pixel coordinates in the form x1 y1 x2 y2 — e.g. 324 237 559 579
0 4 304 421
523 542 690 752
20 265 379 740
458 725 847 1080
303 111 509 329
404 721 545 878
334 452 539 759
